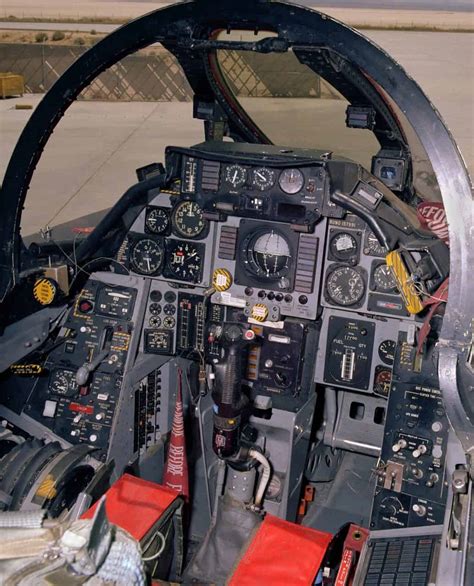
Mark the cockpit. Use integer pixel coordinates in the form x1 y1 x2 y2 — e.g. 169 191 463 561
0 1 472 584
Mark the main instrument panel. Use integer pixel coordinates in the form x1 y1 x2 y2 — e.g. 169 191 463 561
2 140 444 530
114 142 421 419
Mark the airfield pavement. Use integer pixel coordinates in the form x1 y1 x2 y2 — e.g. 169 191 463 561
0 29 473 237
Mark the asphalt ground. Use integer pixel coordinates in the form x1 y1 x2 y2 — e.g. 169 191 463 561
0 30 472 238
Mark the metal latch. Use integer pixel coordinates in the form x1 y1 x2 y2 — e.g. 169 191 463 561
447 466 469 550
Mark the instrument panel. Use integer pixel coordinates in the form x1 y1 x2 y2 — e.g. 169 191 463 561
116 143 420 409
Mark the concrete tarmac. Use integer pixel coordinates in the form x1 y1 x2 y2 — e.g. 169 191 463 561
1 30 472 237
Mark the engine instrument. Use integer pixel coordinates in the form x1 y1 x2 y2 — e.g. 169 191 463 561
252 167 276 191
279 168 305 194
373 263 398 293
165 240 203 282
130 238 164 275
329 232 359 262
326 265 366 306
145 207 169 235
225 164 247 189
172 200 207 238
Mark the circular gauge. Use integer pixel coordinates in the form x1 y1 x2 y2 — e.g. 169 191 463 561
49 369 76 397
149 316 161 328
145 207 169 234
326 266 366 306
163 316 176 329
252 167 276 191
279 168 305 194
149 303 161 315
378 339 396 366
172 201 206 239
131 239 164 275
167 241 203 282
365 231 386 256
330 232 358 261
164 303 176 316
373 367 392 398
225 164 247 189
249 231 291 278
373 264 398 292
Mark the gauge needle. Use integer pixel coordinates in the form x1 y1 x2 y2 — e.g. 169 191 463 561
256 172 265 180
146 257 151 271
232 170 238 184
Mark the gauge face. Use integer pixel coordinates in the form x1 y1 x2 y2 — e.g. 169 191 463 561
164 304 176 316
145 207 169 234
378 339 396 366
373 366 392 398
365 231 386 256
167 241 203 282
326 266 366 306
252 167 276 191
149 316 161 328
373 263 398 292
163 316 176 329
330 232 358 261
172 201 206 238
250 231 291 278
131 238 164 275
225 164 247 189
49 369 77 396
279 168 305 194
149 302 161 315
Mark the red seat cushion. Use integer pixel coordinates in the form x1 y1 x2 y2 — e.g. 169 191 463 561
229 514 332 586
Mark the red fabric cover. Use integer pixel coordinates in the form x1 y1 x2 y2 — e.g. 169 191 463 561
163 369 189 499
229 514 332 586
82 473 179 540
417 202 449 244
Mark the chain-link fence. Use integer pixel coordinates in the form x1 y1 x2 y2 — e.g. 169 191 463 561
0 43 341 101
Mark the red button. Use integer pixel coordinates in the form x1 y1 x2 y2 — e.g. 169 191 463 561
79 300 93 313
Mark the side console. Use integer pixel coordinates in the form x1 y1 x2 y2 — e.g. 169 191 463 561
371 330 449 530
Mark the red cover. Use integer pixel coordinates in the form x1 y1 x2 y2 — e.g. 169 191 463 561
163 368 189 499
229 514 332 586
82 473 179 540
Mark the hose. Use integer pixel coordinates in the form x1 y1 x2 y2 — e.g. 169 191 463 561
249 449 271 508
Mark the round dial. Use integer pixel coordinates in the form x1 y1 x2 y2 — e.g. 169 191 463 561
365 231 385 256
374 367 392 397
251 231 291 278
145 207 169 234
50 369 77 397
279 168 305 194
373 263 398 292
378 339 396 366
164 304 176 316
163 316 176 329
149 316 161 328
330 232 358 261
172 201 206 238
131 238 164 275
252 167 275 191
225 164 247 188
326 266 366 306
167 241 202 282
149 302 161 315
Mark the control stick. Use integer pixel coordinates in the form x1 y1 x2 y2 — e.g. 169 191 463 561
208 323 257 459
